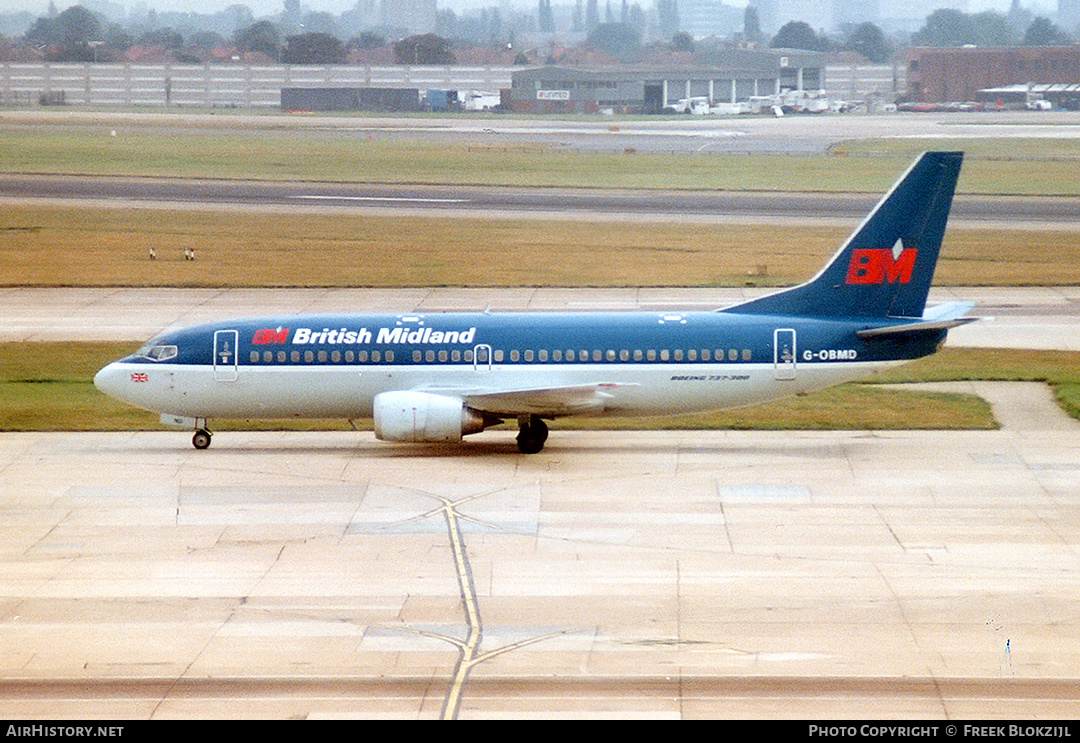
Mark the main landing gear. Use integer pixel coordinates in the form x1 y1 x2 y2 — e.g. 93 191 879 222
516 415 548 454
192 428 212 450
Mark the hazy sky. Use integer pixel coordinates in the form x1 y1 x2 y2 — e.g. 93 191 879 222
11 0 1020 16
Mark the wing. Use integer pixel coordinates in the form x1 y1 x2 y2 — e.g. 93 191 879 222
416 382 638 417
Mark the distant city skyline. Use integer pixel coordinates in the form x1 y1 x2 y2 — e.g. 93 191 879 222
6 0 1031 16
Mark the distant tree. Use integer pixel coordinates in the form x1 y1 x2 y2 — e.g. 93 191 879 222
301 11 339 39
912 9 1011 47
846 22 892 63
349 31 386 50
25 5 101 47
1023 16 1072 46
969 11 1011 46
393 33 454 65
24 5 103 61
672 31 693 52
188 30 226 51
138 27 182 49
586 21 641 62
282 32 344 64
911 8 971 46
770 20 829 51
234 20 280 59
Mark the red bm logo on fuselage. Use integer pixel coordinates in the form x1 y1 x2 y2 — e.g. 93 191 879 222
252 328 290 344
845 248 918 285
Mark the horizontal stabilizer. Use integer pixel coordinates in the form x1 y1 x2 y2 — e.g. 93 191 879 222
856 302 978 339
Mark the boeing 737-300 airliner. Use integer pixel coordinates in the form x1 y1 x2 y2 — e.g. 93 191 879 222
95 151 974 453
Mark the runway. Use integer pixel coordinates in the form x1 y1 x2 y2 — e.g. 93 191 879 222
2 174 1079 228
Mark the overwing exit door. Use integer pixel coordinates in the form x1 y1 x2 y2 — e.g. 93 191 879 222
213 329 239 382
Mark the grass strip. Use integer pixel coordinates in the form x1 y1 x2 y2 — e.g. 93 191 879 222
3 129 1080 195
3 205 1080 287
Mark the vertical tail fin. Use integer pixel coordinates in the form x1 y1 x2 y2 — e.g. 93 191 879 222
725 151 963 320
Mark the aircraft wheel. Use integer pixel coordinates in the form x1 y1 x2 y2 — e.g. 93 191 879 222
516 416 548 454
192 429 212 450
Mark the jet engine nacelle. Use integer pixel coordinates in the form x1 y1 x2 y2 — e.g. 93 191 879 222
373 391 488 443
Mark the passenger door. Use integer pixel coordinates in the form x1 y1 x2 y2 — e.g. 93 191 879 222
213 329 239 382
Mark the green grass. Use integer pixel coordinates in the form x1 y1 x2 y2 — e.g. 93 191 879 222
4 128 1080 194
7 343 1080 434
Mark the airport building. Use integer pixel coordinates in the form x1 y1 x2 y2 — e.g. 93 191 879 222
906 46 1080 104
509 50 825 114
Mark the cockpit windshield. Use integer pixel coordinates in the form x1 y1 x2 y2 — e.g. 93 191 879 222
134 343 179 362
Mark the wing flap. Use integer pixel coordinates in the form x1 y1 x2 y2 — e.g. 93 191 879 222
463 382 637 417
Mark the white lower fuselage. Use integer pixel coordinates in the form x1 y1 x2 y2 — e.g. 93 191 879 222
97 359 895 422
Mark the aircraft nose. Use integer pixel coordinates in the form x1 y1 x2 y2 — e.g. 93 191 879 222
93 363 126 401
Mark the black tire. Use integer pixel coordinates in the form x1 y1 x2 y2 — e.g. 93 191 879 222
192 429 212 450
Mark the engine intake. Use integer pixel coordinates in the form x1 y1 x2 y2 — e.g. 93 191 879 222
373 391 491 443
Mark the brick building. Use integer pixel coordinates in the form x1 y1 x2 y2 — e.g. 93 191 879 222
906 46 1080 103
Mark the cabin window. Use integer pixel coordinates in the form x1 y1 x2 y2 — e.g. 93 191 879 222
607 350 616 362
386 351 394 362
538 350 548 362
439 350 448 362
674 349 684 361
332 351 341 363
524 350 534 362
277 351 286 363
318 351 328 363
465 349 474 362
647 350 656 361
372 351 381 362
620 350 629 362
729 349 738 361
510 350 520 362
702 349 711 361
743 349 752 361
660 350 670 362
291 351 300 363
494 350 504 362
346 351 355 363
634 350 643 361
250 351 259 363
413 350 422 362
264 351 273 363
304 351 314 363
426 350 435 363
452 350 461 362
687 349 697 361
553 350 563 362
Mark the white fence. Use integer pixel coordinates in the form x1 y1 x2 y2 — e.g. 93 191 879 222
0 63 516 108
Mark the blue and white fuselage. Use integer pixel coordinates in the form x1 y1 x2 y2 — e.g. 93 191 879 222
94 152 975 452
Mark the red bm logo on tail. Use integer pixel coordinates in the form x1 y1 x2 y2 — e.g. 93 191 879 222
252 327 290 344
845 248 918 285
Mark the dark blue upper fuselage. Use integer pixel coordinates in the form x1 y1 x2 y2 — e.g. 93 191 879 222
119 310 946 369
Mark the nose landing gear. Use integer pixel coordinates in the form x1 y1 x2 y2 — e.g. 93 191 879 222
192 428 213 450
